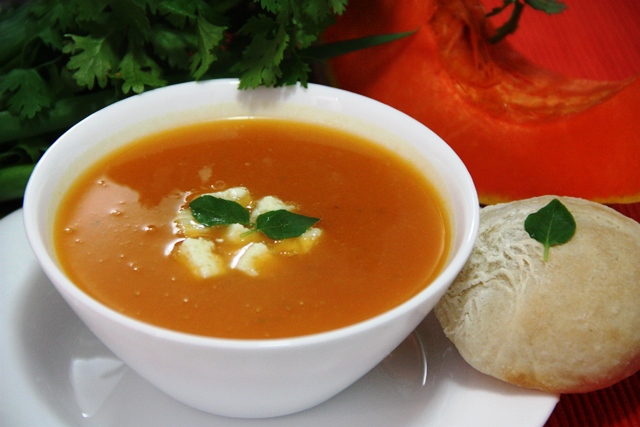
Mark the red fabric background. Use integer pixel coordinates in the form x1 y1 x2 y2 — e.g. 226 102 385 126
481 1 640 425
482 0 640 81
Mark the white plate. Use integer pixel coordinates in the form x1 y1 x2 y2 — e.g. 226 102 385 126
0 209 558 426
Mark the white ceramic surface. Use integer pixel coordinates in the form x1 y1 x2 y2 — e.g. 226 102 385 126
22 79 479 418
1 210 559 426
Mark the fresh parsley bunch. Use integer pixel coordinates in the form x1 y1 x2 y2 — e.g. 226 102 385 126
0 0 350 204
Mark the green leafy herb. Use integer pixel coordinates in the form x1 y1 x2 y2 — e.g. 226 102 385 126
0 68 54 119
189 195 319 239
189 195 250 227
300 30 416 62
524 198 576 261
486 0 567 43
254 209 320 240
0 0 413 205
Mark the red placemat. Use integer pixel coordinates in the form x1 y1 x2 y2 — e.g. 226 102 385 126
481 1 640 425
482 0 640 81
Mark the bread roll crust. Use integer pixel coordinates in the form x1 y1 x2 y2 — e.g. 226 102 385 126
435 196 640 393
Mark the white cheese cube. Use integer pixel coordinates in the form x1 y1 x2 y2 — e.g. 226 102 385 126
177 237 225 278
234 242 271 277
299 227 323 250
208 186 251 207
226 223 251 241
175 186 251 238
250 196 294 222
174 208 208 238
226 223 263 245
273 227 323 254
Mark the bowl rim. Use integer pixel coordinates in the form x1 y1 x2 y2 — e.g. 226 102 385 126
23 78 479 350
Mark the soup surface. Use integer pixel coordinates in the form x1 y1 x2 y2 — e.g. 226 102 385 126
54 118 449 339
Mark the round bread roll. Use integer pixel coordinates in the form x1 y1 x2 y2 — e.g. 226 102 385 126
435 196 640 393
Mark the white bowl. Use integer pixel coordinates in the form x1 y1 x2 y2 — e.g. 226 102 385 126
23 79 479 418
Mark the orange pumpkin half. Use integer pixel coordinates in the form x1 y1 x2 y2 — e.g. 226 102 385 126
323 0 640 204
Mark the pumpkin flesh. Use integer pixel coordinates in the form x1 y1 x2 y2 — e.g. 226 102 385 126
323 0 640 204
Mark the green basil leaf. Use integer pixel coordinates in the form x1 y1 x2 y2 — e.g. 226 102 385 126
255 209 320 240
189 195 250 226
524 198 576 261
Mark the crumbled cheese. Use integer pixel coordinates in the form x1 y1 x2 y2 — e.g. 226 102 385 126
250 196 294 222
209 186 251 207
198 166 212 183
174 209 209 238
234 242 271 277
173 189 321 278
225 223 261 244
273 227 323 254
175 187 251 238
177 237 225 278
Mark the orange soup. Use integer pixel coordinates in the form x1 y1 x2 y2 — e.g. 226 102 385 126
54 118 450 339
